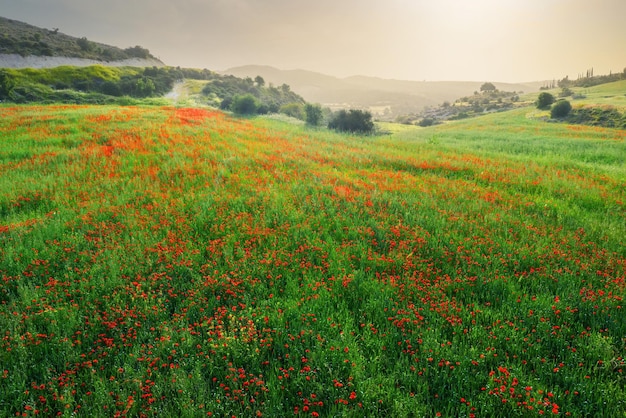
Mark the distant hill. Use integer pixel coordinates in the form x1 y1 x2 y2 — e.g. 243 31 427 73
224 65 545 120
0 16 164 67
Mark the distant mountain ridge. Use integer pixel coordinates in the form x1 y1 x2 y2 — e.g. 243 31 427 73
224 65 545 120
0 16 164 67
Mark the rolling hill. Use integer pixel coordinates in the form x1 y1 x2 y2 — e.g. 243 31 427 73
1 80 624 416
0 16 164 68
1 15 548 119
224 64 546 120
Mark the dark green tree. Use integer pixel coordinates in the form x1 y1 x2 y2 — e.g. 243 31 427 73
135 77 156 97
480 82 496 93
76 37 94 52
536 92 555 110
231 94 259 115
419 118 436 127
305 103 323 126
124 45 151 58
328 109 374 134
219 97 233 110
558 76 572 88
550 100 572 118
254 76 265 87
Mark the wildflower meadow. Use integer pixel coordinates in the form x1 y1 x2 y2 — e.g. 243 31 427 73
1 104 624 417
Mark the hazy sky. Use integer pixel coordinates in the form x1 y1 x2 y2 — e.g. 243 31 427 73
1 0 624 82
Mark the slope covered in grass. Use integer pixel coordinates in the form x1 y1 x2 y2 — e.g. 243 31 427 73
0 16 160 63
0 104 624 417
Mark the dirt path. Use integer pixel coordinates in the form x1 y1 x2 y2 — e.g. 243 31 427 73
164 81 186 104
164 80 212 107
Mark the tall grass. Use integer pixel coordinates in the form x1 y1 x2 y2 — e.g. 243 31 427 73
1 104 624 417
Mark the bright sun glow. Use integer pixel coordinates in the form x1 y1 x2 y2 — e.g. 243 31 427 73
0 0 624 81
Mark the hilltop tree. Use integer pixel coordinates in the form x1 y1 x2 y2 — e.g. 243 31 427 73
480 82 496 93
558 76 572 88
76 37 94 52
254 76 265 87
124 45 151 59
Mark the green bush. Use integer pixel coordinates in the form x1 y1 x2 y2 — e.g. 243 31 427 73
328 109 374 134
551 100 572 118
231 94 259 115
305 103 323 126
279 102 305 120
0 66 182 103
565 106 626 128
124 45 151 59
219 97 233 111
418 117 436 127
0 69 16 98
202 76 304 113
7 83 53 102
536 92 555 110
76 37 94 52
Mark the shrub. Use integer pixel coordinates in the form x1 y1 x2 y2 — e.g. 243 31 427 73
536 92 555 110
565 106 626 128
124 45 151 59
480 82 496 93
76 37 94 52
219 97 233 110
202 77 305 114
7 83 54 103
231 94 259 115
304 103 323 126
418 118 436 127
279 102 305 120
328 109 374 134
551 100 572 118
135 77 156 98
256 104 270 115
0 70 16 98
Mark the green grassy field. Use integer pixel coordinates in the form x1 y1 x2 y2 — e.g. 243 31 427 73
569 80 626 108
0 87 625 417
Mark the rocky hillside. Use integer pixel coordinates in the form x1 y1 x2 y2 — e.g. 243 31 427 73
0 54 164 69
0 16 164 67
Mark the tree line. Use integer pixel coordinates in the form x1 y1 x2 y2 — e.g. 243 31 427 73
0 65 376 134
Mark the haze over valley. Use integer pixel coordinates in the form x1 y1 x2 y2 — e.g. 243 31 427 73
1 0 624 83
2 1 625 119
223 65 545 119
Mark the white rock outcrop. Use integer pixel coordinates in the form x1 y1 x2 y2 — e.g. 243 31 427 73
0 54 165 69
